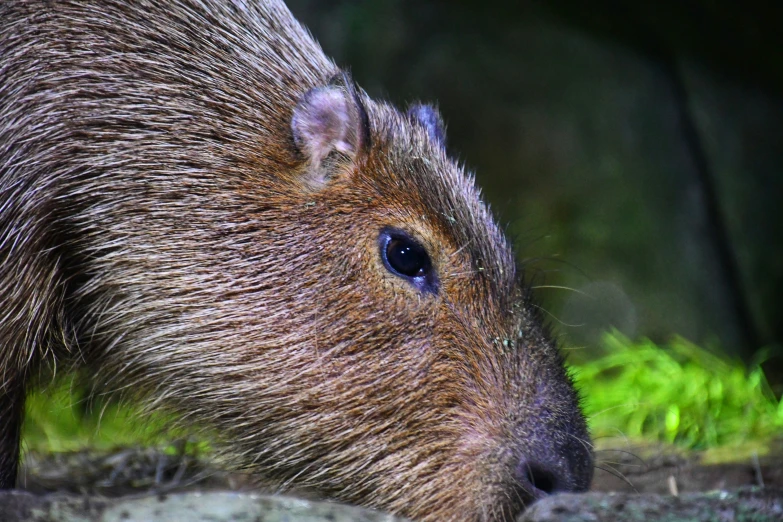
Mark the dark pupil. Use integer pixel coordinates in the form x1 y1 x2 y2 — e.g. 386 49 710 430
386 237 429 278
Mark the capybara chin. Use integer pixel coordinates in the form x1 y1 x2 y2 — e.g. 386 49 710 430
0 0 593 519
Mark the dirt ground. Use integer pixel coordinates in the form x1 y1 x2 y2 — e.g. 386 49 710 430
591 442 783 495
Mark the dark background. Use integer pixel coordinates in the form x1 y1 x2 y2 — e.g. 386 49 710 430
286 0 783 387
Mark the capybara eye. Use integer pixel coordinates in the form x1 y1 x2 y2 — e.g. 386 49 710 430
386 237 428 277
379 229 437 294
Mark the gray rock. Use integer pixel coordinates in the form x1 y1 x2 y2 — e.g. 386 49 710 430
0 490 408 522
520 487 783 522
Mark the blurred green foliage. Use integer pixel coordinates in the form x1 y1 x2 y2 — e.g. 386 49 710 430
22 378 178 454
22 333 782 457
574 331 783 451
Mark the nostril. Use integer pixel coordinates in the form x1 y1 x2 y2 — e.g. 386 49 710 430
507 457 577 520
509 442 592 518
515 459 560 500
523 462 557 495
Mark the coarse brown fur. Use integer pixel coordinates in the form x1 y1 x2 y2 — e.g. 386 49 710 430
0 1 593 520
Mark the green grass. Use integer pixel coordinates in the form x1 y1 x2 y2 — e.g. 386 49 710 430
22 332 783 457
22 377 182 454
573 331 783 452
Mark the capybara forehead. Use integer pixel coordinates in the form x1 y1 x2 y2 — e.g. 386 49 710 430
358 101 518 304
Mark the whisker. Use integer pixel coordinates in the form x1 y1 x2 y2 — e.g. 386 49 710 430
565 431 595 454
594 448 647 468
529 284 593 298
450 270 482 278
587 404 637 419
594 459 645 469
517 255 593 281
450 238 474 259
531 304 584 328
594 464 638 492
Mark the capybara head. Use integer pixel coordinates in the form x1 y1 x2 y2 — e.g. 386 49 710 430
0 1 592 520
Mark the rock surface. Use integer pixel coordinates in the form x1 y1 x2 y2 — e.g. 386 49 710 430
0 490 407 522
3 487 783 522
10 446 783 521
520 487 783 522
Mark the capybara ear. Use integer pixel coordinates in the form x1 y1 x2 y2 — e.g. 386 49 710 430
292 73 369 188
407 103 446 149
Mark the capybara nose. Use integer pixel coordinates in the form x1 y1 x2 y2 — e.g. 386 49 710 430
513 446 593 509
503 458 565 521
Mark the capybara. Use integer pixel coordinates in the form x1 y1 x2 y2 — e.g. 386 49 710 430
0 1 593 519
